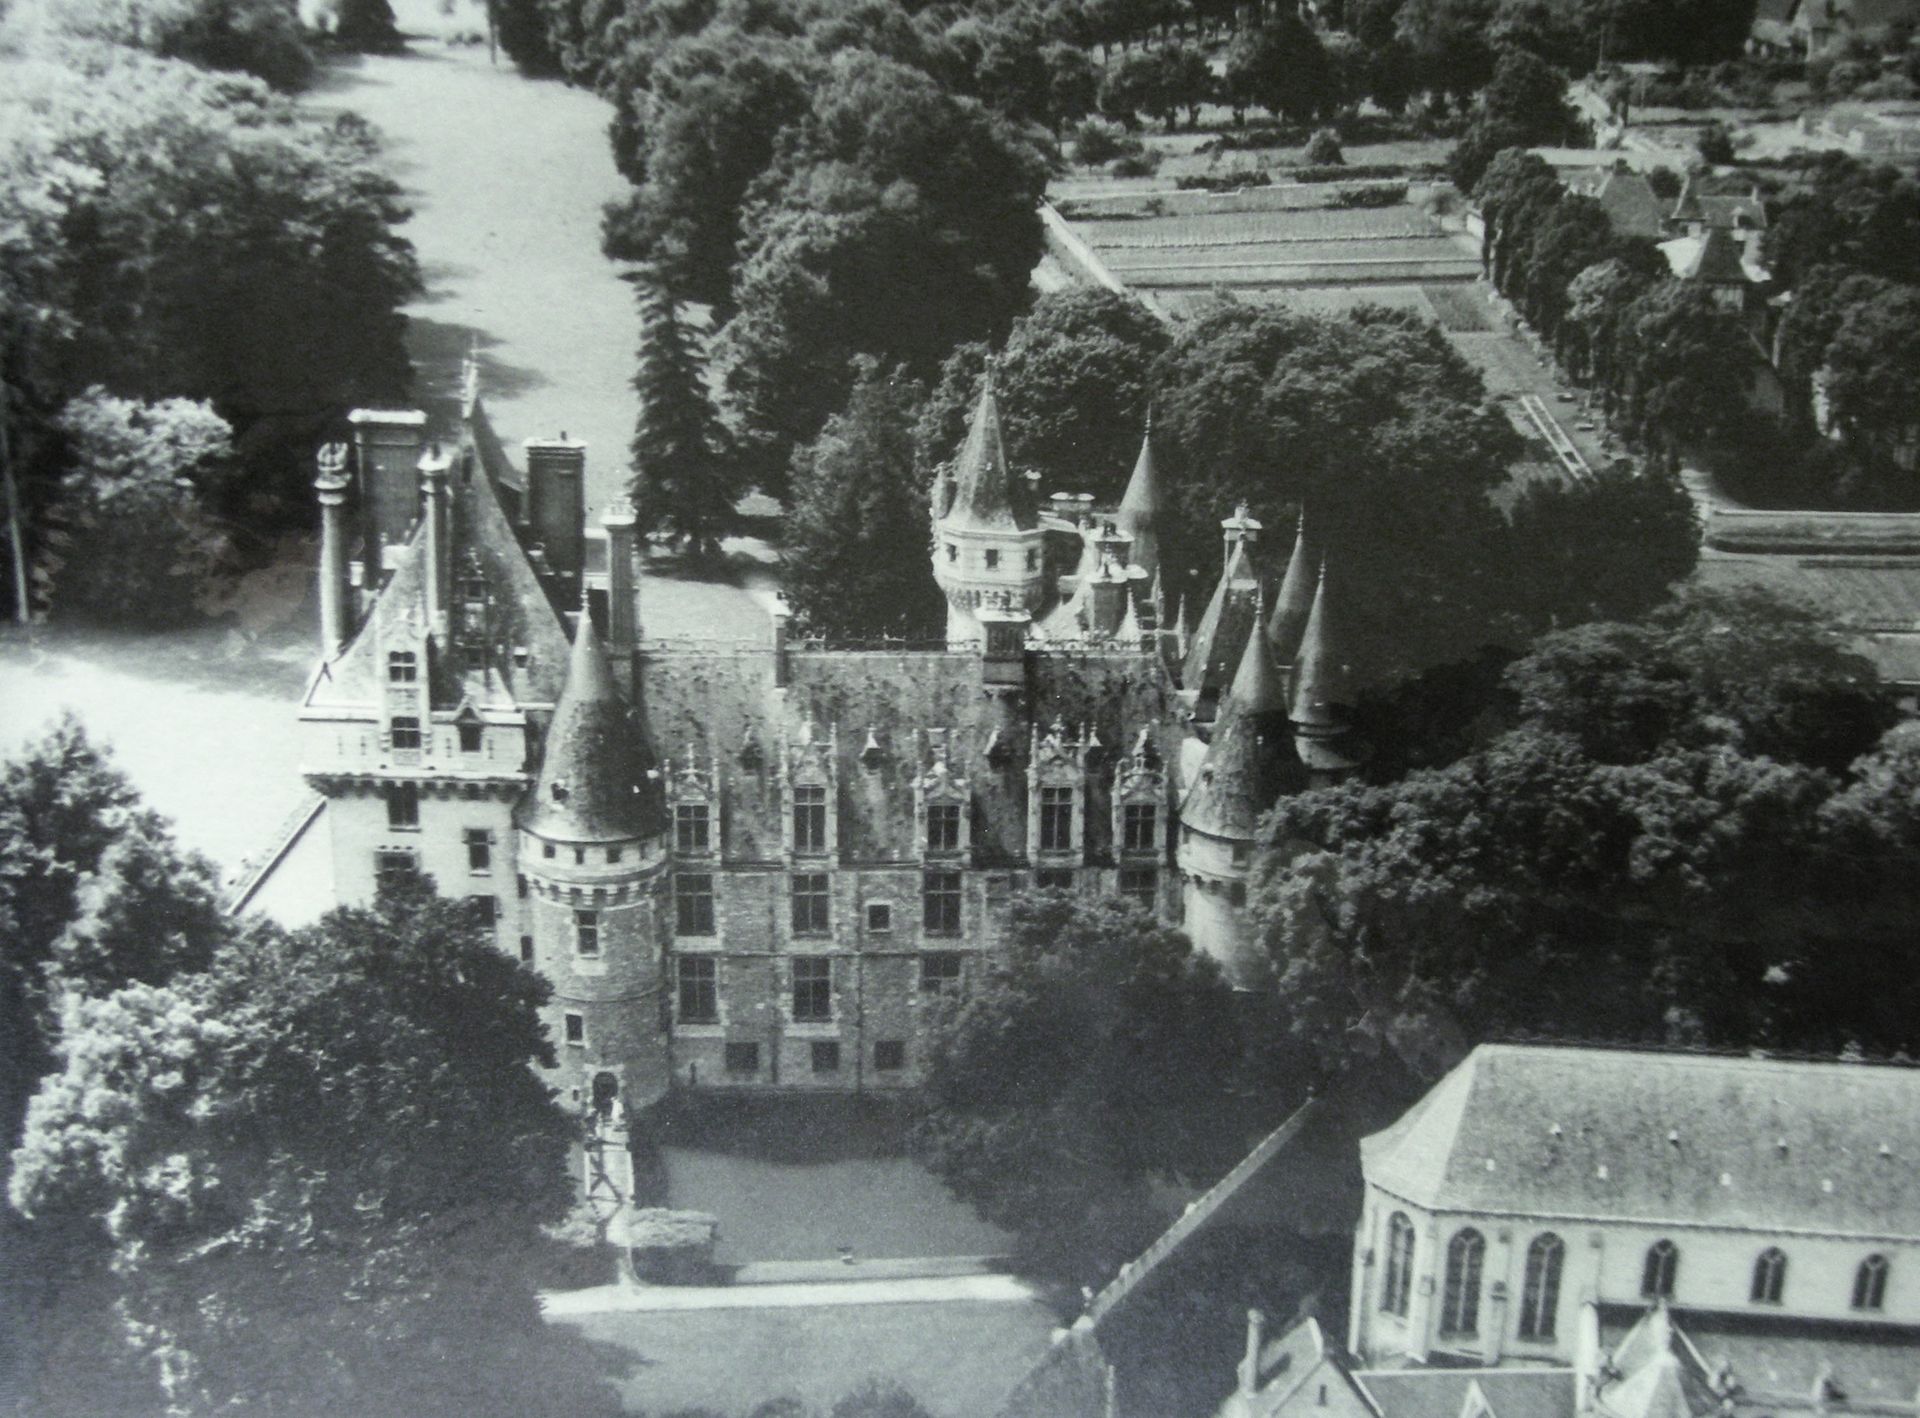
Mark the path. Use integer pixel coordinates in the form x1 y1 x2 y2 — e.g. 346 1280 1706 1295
543 1269 1044 1316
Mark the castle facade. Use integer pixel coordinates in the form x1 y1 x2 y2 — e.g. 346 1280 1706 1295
290 362 1359 1113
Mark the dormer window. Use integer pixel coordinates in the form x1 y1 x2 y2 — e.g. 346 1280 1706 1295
1123 803 1156 852
927 803 961 854
792 785 827 855
1039 786 1073 852
458 721 483 753
388 651 417 684
676 803 711 854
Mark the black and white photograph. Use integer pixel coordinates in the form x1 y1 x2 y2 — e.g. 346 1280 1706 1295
3 0 1920 1412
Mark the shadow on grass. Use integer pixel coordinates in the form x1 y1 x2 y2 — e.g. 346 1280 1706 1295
405 317 552 426
642 546 771 587
642 1090 919 1165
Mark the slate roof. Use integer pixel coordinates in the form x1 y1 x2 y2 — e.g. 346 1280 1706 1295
945 376 1036 535
1361 1045 1920 1238
1356 1369 1577 1418
1269 515 1317 666
637 645 1180 866
1183 537 1264 709
1116 430 1161 582
1180 603 1298 839
1291 563 1355 729
1682 227 1755 285
517 613 664 843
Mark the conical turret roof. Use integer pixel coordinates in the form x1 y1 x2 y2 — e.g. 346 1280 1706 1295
1291 561 1354 730
1115 425 1160 582
1180 601 1296 840
942 371 1035 535
1181 537 1261 703
517 613 662 843
1268 512 1317 664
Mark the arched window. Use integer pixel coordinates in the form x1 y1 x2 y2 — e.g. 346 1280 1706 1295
1853 1255 1889 1312
1381 1213 1415 1317
1642 1240 1680 1300
1440 1228 1485 1336
1519 1233 1565 1340
1751 1248 1787 1305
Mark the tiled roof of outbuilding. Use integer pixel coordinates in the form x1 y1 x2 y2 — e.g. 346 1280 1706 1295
1362 1044 1920 1237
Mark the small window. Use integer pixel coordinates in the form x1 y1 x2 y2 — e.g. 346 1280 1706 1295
465 828 492 874
1035 868 1073 891
1231 842 1250 867
1751 1248 1787 1305
385 782 419 830
542 843 556 859
724 1041 759 1075
924 871 962 936
1119 866 1156 908
1642 1240 1679 1300
458 721 483 753
374 848 415 889
946 542 957 562
791 873 830 936
984 549 999 569
677 956 717 1023
1123 803 1157 852
866 901 893 933
1025 549 1037 571
563 1012 585 1045
573 847 586 866
792 956 832 1022
519 935 534 963
920 953 962 993
466 894 498 926
676 873 715 936
574 909 599 957
1039 786 1073 852
607 844 622 864
387 650 417 683
1855 1255 1890 1312
874 1040 906 1072
1229 881 1248 907
812 1041 841 1073
675 803 710 854
792 785 827 855
926 803 962 854
389 716 421 751
517 874 528 899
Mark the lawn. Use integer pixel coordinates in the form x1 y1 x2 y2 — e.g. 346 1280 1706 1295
554 1297 1061 1418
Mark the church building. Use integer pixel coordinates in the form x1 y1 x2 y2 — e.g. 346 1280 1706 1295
276 358 1361 1113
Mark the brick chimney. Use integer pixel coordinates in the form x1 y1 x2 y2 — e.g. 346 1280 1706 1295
314 442 353 658
525 435 586 585
418 443 453 639
347 409 427 560
602 499 639 690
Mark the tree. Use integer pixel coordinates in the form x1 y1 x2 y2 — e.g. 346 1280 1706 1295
601 34 818 309
714 51 1047 481
8 872 624 1418
1564 257 1655 394
493 0 567 75
916 288 1172 506
1821 284 1920 465
783 358 943 640
1448 47 1578 191
1616 281 1757 464
1395 0 1496 100
40 389 235 625
1253 587 1908 1084
1502 463 1699 634
0 46 420 612
1305 126 1345 165
631 276 741 557
1762 153 1920 290
1696 120 1736 164
334 0 403 53
915 894 1245 1286
1224 14 1338 123
1153 305 1523 683
35 0 316 89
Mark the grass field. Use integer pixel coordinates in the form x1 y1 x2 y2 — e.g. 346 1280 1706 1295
1076 205 1440 246
555 1298 1060 1418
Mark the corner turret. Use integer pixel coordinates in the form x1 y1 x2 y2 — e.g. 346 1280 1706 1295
1178 600 1296 988
1290 562 1365 784
932 370 1047 649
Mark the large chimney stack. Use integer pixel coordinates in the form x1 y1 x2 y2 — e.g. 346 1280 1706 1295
525 435 586 588
419 443 453 639
314 443 353 658
347 409 428 566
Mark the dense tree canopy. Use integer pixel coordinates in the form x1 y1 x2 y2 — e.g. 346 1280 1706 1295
783 358 943 639
630 275 743 556
1253 588 1910 1085
713 51 1047 480
8 867 621 1418
916 288 1172 507
915 894 1247 1286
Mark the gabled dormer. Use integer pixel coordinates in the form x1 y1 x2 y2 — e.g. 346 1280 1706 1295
780 717 838 861
1111 729 1167 860
914 731 971 864
669 743 720 861
1027 718 1089 864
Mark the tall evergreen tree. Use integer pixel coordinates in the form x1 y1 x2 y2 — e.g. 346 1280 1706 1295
630 275 740 561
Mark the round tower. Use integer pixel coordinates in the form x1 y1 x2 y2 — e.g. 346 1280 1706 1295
932 372 1046 648
517 610 670 1114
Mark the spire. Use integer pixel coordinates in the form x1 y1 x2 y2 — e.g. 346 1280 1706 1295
1182 534 1262 704
1115 421 1160 582
942 365 1035 534
1179 606 1295 840
517 612 662 843
1290 560 1353 730
1268 511 1316 665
